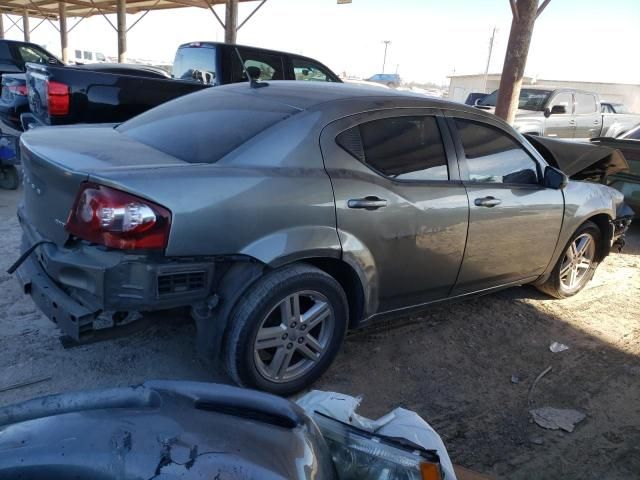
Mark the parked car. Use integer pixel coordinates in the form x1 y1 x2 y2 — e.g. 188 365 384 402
0 40 63 129
12 82 632 395
72 48 109 64
0 381 447 480
464 92 488 106
591 124 640 215
24 41 341 127
475 87 640 140
367 73 401 88
601 102 631 114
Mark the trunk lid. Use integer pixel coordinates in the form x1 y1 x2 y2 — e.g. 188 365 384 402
20 125 187 246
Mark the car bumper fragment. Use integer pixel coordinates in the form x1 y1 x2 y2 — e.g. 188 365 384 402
15 208 217 340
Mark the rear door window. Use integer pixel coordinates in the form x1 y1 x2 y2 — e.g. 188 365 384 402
117 89 297 164
455 119 539 185
292 57 338 82
231 48 285 83
575 93 597 114
336 116 449 181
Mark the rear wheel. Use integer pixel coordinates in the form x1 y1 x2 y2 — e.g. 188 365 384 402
537 221 601 298
224 264 347 396
0 166 19 190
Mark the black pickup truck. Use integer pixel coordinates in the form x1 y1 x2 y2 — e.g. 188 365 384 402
25 42 341 127
0 40 64 129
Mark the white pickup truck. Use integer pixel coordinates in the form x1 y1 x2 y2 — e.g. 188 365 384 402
475 87 640 140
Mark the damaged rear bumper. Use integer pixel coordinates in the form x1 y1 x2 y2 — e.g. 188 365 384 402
15 207 217 341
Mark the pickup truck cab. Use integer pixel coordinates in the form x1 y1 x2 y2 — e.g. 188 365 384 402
476 87 640 140
25 42 341 128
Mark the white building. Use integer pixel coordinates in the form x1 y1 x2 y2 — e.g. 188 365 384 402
448 74 640 112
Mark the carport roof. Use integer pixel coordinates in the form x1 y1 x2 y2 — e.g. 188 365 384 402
0 0 255 19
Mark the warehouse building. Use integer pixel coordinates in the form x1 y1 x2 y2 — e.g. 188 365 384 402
448 73 640 112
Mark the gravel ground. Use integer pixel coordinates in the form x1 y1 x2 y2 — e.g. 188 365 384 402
1 186 638 479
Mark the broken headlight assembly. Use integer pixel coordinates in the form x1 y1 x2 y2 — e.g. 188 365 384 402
313 412 444 480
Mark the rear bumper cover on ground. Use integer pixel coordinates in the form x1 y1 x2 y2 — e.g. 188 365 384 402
15 207 217 340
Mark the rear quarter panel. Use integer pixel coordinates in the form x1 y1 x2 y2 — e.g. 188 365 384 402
90 111 341 263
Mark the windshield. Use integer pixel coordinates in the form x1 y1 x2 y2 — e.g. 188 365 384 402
478 88 553 111
17 45 61 66
173 45 217 84
117 88 297 164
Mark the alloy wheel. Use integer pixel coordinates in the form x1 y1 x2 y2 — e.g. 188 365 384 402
253 290 335 383
559 233 596 291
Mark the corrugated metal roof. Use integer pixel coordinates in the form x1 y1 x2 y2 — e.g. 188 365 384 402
0 0 254 19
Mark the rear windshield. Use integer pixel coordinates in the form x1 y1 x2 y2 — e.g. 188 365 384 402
173 45 217 83
117 89 297 164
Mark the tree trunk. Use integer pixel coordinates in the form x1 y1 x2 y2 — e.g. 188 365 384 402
494 0 539 124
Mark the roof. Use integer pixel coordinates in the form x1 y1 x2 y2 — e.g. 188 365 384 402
0 0 256 19
215 80 489 116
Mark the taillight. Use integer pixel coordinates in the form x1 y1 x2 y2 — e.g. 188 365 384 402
66 183 171 250
47 80 69 115
8 84 27 96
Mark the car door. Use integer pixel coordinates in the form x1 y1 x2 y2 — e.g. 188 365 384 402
544 92 576 138
445 112 564 295
320 109 469 313
574 92 601 140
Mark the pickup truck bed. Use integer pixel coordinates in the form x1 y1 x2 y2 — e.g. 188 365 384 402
26 63 205 126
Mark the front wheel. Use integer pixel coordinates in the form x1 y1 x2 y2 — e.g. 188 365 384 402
224 264 348 396
537 221 601 299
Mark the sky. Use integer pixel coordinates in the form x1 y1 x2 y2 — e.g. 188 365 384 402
6 0 640 85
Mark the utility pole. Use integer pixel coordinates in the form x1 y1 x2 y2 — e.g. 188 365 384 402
381 40 391 73
495 0 551 124
482 26 496 93
225 0 238 44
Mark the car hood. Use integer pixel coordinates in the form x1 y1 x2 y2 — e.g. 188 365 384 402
525 134 630 180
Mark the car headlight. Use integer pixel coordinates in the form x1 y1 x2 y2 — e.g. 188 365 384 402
313 412 443 480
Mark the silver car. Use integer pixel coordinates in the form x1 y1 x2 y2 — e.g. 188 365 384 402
13 82 632 395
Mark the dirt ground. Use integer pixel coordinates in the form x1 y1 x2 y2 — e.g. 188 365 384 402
1 186 639 479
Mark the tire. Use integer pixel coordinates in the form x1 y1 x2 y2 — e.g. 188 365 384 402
537 221 601 299
223 263 348 396
0 166 19 190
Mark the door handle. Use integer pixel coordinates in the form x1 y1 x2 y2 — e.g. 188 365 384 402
593 120 600 125
348 196 388 210
474 196 502 208
569 119 576 125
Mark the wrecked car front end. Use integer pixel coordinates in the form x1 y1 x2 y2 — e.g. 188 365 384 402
525 134 634 250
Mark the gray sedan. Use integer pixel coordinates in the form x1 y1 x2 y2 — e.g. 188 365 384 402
13 81 632 395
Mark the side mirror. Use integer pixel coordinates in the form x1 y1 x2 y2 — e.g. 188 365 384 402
549 105 567 115
543 166 568 190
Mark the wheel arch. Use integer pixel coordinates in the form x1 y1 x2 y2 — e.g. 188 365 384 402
583 212 613 262
301 257 366 329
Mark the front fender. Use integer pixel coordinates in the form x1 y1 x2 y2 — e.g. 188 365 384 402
537 181 621 283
